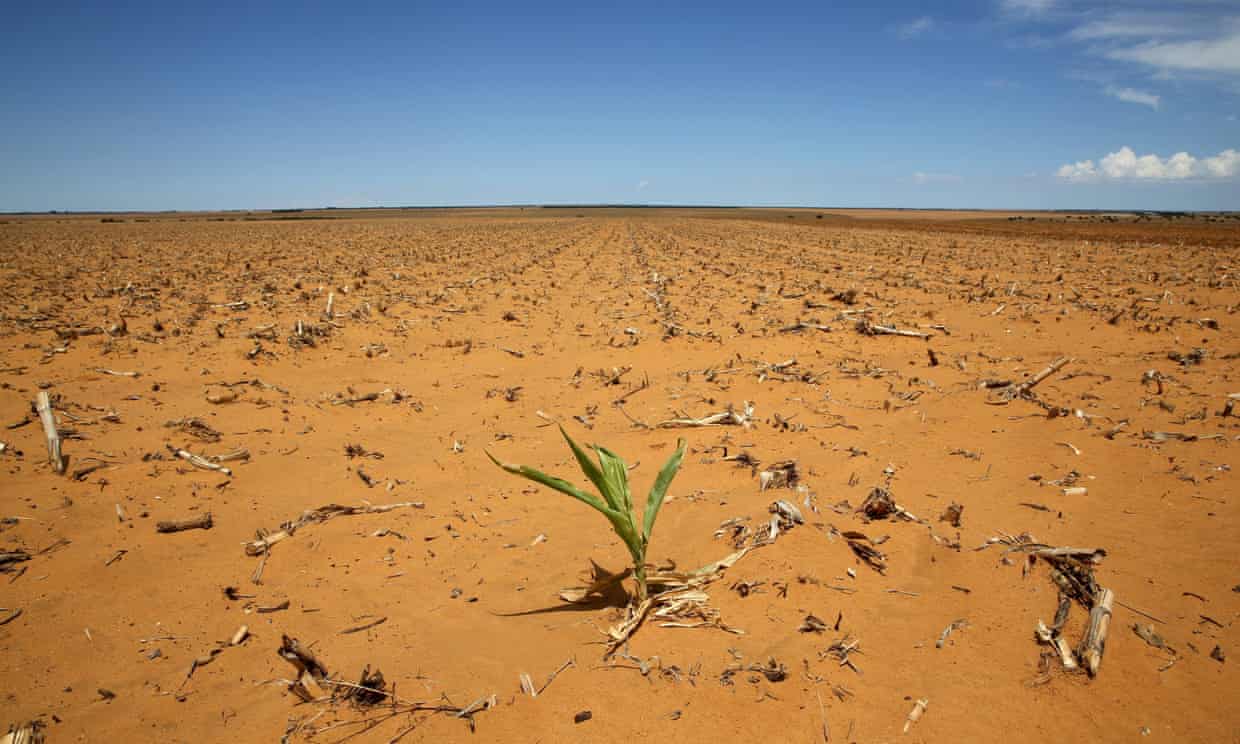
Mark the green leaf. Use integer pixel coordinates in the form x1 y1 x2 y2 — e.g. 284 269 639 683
486 450 608 513
595 445 633 514
643 438 686 544
559 427 616 511
601 508 642 560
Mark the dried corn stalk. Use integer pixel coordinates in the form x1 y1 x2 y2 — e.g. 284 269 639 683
245 501 422 556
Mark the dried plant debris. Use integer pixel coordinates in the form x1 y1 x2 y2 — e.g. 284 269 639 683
857 487 897 520
344 666 389 706
1004 538 1114 677
1132 623 1172 654
276 639 497 734
856 485 921 523
156 512 213 533
720 449 759 469
987 356 1071 405
714 516 754 550
799 614 829 633
1 721 45 744
835 528 887 574
1142 430 1222 443
596 547 758 655
167 444 233 476
939 502 963 528
278 635 330 702
1167 348 1207 366
731 579 765 597
758 460 800 490
768 500 804 529
344 443 384 459
657 402 754 428
823 636 863 674
721 657 787 685
936 619 968 648
903 699 929 734
0 550 32 573
245 501 422 557
164 417 222 443
855 318 930 339
340 616 387 635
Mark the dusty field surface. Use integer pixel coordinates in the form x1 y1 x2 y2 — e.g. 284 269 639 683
0 210 1237 742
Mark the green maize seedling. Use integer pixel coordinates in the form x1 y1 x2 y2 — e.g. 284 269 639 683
487 427 686 602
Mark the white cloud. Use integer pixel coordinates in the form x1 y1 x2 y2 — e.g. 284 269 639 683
912 172 962 185
1001 0 1056 17
897 16 935 39
1203 149 1240 178
1107 31 1240 74
637 180 649 191
1057 159 1098 182
1105 85 1160 109
1068 13 1194 42
1057 146 1240 182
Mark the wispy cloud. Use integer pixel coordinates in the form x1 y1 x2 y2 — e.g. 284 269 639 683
1106 31 1240 75
1000 4 1239 97
1000 0 1057 18
1057 146 1240 181
1067 13 1194 42
637 179 650 191
911 172 962 185
896 16 935 39
1105 85 1160 108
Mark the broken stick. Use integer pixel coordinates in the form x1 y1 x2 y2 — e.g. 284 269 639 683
340 616 387 634
167 445 232 476
156 513 213 533
1015 356 1071 396
35 391 65 474
244 501 422 556
856 319 930 339
1079 587 1114 677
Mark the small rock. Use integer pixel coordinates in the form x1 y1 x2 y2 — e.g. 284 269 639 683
574 710 592 724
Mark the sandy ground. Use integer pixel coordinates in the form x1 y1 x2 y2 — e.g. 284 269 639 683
0 211 1237 742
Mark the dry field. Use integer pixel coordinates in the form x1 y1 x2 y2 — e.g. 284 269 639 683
0 209 1237 742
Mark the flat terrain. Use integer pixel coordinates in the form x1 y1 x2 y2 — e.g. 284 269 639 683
0 209 1237 742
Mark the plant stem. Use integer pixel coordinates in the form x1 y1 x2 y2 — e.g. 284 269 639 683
634 562 648 602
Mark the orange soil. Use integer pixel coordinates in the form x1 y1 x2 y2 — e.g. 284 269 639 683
0 211 1237 742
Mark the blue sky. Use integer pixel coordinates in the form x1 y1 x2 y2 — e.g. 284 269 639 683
2 1 1237 211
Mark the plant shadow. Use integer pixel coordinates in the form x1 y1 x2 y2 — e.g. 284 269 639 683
492 562 632 617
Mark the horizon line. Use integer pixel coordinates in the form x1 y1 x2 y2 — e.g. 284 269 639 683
2 203 1230 216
